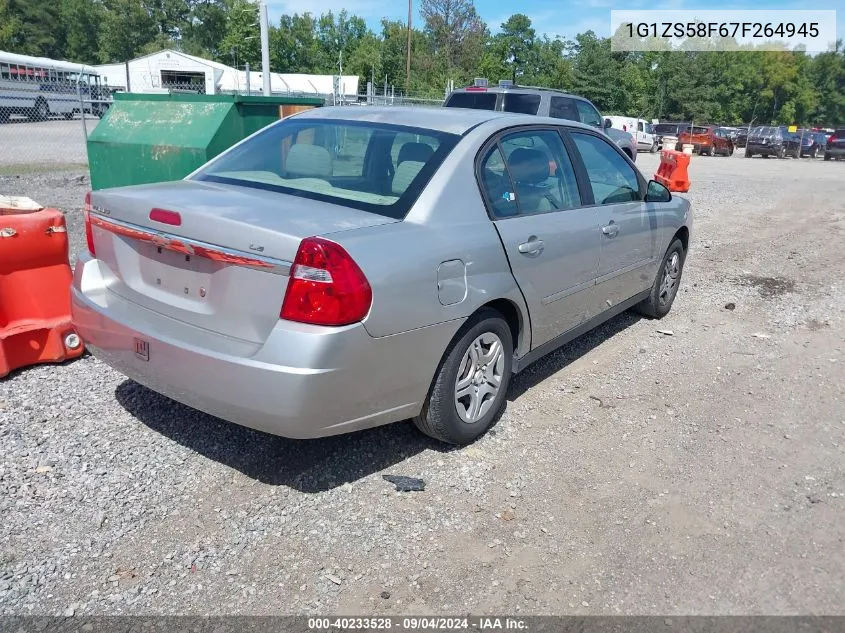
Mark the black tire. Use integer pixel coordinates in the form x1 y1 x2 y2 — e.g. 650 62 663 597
777 146 786 159
30 99 49 121
414 308 513 445
824 153 832 161
746 151 753 158
634 239 686 319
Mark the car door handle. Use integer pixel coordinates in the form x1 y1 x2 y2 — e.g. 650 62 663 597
518 238 544 255
602 223 619 237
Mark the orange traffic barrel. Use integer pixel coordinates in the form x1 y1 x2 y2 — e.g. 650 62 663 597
654 150 691 193
0 198 84 378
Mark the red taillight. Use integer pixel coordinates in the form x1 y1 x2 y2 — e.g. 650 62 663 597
829 135 835 144
149 208 181 225
84 191 95 257
280 237 372 326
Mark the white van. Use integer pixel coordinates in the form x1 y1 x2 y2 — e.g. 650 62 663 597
604 116 657 153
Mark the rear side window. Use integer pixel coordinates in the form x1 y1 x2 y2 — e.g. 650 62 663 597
549 96 579 121
570 132 641 205
194 119 459 219
479 129 581 218
445 92 497 110
502 93 540 115
835 130 845 139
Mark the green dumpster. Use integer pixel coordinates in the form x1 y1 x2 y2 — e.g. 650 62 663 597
87 92 323 190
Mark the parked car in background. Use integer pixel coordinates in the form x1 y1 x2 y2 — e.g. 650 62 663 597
677 125 734 156
745 125 788 158
652 122 691 150
444 81 638 161
72 106 691 445
734 127 749 148
786 129 826 158
824 129 845 161
605 115 658 152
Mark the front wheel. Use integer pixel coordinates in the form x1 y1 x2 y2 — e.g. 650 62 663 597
634 239 686 319
414 309 513 445
30 99 49 121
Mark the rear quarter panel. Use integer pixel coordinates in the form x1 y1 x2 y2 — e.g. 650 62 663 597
326 120 531 357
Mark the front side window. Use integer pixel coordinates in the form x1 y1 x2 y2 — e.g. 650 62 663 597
571 132 641 205
194 119 459 219
479 129 581 218
575 101 603 127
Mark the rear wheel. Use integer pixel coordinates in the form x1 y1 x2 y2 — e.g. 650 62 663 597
824 153 832 161
746 150 753 158
634 239 686 319
414 309 513 445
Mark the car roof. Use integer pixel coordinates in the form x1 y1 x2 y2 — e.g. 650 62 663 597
449 85 589 99
292 105 531 135
288 105 598 135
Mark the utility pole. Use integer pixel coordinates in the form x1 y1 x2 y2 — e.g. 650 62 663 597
258 0 271 96
405 0 412 95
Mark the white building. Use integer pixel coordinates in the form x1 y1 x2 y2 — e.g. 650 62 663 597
95 49 359 98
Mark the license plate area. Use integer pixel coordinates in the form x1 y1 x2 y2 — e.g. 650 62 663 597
134 337 149 361
139 243 212 299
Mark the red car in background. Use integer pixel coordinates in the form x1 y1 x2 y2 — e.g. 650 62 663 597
676 125 735 156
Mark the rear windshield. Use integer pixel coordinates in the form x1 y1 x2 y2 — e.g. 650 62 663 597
835 129 845 139
653 124 680 135
445 91 497 110
502 93 541 115
751 126 778 136
689 126 709 134
193 119 459 219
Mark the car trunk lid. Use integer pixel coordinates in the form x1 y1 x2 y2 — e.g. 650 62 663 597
88 179 397 343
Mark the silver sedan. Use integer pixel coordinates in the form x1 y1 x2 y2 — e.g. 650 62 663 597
72 106 692 445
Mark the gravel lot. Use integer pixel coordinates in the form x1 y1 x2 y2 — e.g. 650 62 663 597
1 151 844 616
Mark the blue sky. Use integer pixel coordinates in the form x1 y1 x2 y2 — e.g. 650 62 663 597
266 0 842 46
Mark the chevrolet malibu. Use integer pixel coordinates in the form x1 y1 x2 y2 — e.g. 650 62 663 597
72 107 692 445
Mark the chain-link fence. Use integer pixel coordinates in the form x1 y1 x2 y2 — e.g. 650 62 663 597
0 77 447 176
0 79 107 173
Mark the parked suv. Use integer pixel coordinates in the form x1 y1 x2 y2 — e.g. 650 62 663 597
652 122 692 150
676 125 734 156
824 129 845 161
745 126 788 158
444 81 637 162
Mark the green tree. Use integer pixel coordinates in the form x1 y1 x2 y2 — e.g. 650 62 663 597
272 13 320 73
5 0 62 57
217 0 260 68
420 0 485 81
495 14 535 82
59 0 103 64
0 0 21 51
98 0 157 62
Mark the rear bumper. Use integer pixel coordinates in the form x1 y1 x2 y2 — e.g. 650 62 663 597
72 255 461 439
825 146 845 156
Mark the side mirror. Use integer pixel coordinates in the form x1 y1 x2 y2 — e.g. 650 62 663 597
603 118 612 129
645 179 671 203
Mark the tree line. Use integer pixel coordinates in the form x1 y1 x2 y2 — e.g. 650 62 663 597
1 0 843 125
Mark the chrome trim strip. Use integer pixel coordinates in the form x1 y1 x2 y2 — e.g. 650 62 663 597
90 212 292 276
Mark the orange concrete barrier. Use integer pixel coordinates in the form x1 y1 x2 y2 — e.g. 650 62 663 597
654 150 691 193
0 200 84 378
